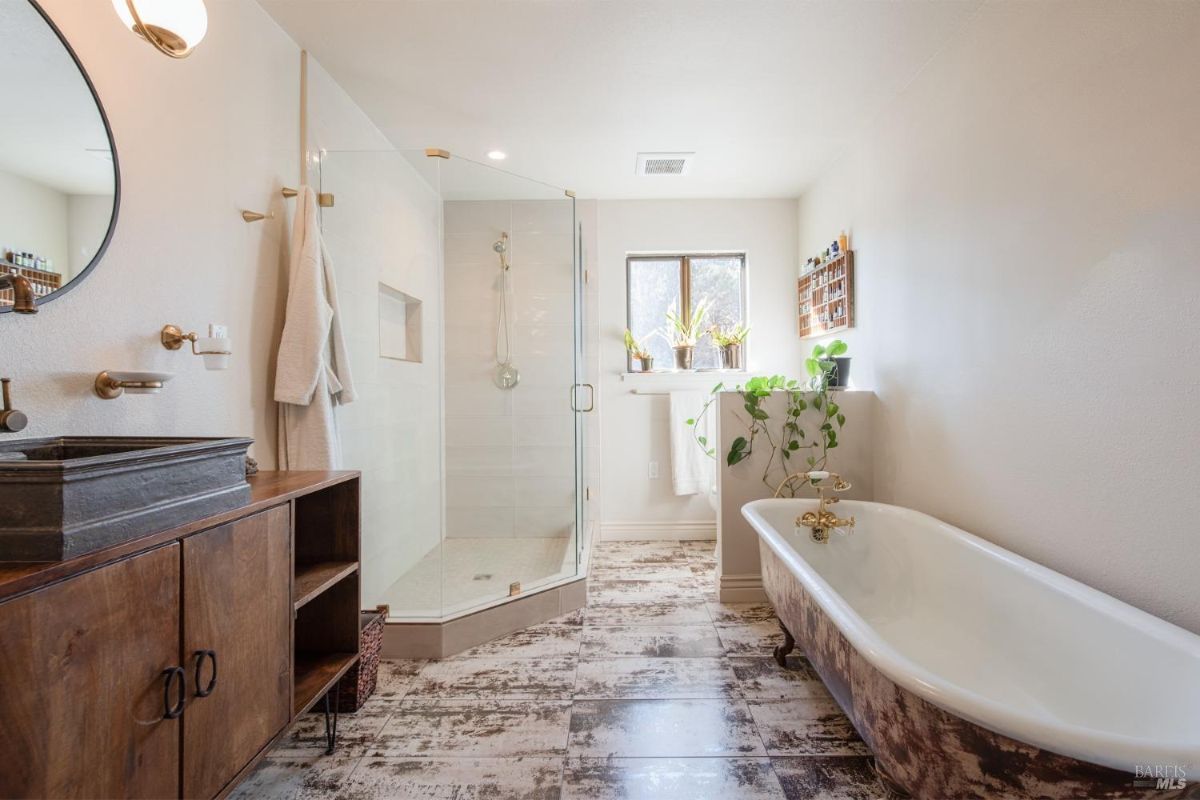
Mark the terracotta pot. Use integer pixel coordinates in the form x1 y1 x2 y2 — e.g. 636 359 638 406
720 343 743 370
673 346 694 370
636 356 654 372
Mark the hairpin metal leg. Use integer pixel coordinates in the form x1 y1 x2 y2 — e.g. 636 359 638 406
773 620 796 667
322 684 340 755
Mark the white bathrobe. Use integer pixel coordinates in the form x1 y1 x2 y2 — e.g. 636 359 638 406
275 186 355 470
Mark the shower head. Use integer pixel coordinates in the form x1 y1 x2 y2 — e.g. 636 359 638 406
493 235 508 254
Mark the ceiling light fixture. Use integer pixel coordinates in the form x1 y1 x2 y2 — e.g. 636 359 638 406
112 0 208 59
487 150 507 161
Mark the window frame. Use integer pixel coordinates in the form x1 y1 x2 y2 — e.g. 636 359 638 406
625 252 748 372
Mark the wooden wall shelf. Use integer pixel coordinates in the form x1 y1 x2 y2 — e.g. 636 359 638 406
798 250 855 339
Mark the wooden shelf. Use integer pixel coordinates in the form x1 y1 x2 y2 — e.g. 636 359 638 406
293 651 358 716
294 561 358 611
798 249 855 340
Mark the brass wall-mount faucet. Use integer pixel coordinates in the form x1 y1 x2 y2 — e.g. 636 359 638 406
775 470 856 543
0 273 37 314
0 378 28 432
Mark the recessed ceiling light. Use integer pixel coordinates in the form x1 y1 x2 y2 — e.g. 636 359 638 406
487 150 507 161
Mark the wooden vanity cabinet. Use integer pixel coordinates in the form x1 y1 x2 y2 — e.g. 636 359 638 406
0 471 361 800
182 506 293 799
0 544 182 799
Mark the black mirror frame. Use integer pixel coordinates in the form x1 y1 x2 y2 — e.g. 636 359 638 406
0 0 121 314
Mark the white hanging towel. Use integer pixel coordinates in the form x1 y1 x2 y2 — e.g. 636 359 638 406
275 186 355 470
669 391 715 496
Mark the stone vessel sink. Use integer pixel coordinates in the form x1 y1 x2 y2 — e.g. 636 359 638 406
0 436 253 562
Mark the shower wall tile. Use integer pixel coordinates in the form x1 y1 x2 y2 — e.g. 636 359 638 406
513 291 575 326
516 507 576 538
445 445 516 476
446 506 516 539
515 476 576 509
445 417 515 448
445 390 512 418
513 387 575 418
513 446 575 477
514 415 575 447
447 476 516 509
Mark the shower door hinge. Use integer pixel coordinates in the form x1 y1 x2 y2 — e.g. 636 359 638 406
584 269 590 285
586 487 591 501
509 581 521 596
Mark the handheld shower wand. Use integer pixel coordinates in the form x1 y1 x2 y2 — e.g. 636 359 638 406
493 233 519 389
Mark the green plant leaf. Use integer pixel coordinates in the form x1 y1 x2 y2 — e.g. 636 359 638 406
826 340 848 357
698 436 707 446
836 413 846 427
685 418 695 426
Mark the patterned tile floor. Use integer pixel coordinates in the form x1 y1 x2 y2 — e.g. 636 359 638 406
233 540 889 799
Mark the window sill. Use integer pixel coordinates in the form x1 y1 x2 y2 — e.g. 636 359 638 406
621 370 749 394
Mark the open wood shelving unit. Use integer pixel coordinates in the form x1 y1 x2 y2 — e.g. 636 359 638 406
798 250 855 339
291 478 361 716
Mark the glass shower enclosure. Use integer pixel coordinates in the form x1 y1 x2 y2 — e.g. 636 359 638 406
318 149 587 621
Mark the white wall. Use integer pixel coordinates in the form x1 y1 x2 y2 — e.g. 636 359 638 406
0 1 434 500
595 199 799 536
796 1 1200 632
67 194 114 277
0 0 302 461
0 168 69 273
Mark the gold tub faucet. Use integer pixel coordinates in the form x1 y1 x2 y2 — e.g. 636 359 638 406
775 470 856 543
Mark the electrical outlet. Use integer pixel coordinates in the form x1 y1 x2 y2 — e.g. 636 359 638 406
648 461 659 479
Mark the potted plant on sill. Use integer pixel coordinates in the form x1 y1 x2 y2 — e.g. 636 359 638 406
665 299 708 371
710 324 750 370
805 339 850 390
624 328 655 372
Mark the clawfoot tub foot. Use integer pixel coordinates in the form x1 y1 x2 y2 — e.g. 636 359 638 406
773 620 796 667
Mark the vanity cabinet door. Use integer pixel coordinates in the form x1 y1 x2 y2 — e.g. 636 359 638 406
0 544 182 799
182 505 292 799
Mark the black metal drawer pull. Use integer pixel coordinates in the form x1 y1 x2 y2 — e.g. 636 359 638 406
161 666 186 720
193 649 217 697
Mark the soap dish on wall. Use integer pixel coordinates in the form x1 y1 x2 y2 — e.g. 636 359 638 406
94 371 174 400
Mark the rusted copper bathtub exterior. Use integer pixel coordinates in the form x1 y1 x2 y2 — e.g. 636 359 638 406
759 542 1195 800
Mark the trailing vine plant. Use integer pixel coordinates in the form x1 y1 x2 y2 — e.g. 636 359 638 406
685 340 848 497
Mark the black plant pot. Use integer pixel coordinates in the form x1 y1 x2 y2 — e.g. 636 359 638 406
828 357 851 388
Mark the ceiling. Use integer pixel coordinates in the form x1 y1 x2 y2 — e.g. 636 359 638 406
0 0 114 196
261 0 981 199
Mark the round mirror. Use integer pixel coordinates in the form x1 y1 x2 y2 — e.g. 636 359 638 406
0 0 119 313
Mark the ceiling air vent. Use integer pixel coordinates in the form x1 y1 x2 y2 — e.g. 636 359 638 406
636 152 694 176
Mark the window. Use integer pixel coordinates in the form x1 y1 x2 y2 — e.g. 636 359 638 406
626 253 747 370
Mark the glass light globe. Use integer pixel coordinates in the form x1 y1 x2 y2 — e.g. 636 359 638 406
112 0 208 57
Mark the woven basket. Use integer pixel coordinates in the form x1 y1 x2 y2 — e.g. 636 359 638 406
336 606 386 712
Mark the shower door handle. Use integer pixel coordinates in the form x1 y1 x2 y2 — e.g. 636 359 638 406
570 383 595 413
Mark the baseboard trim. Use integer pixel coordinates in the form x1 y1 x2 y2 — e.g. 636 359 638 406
719 572 768 603
600 521 717 541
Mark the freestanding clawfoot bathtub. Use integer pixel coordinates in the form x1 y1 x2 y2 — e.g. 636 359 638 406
743 498 1200 800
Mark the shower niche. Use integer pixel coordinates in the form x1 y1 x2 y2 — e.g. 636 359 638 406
319 148 592 655
378 283 422 362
